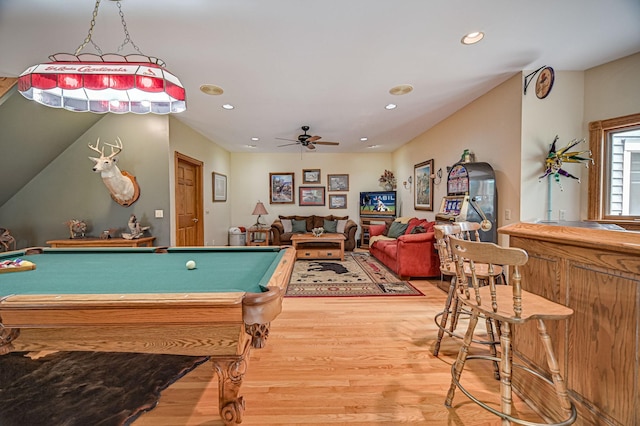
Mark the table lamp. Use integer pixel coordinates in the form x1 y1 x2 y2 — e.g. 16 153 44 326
252 201 269 228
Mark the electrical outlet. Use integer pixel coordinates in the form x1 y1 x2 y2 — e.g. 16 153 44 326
154 209 163 218
505 209 511 220
559 209 566 221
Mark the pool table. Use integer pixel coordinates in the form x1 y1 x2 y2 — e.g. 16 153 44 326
0 245 295 425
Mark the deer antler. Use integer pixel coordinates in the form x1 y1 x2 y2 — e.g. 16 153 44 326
88 138 104 156
104 137 123 159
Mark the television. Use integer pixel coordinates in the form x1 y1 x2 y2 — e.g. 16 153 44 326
359 191 397 218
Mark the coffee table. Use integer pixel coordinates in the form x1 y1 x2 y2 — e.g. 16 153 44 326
290 233 346 261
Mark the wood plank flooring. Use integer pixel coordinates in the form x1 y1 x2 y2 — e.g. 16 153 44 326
135 279 542 425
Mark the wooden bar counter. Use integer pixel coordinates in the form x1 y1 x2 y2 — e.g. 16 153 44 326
499 222 640 426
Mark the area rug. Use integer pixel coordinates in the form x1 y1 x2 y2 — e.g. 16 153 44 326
286 252 423 297
0 351 209 426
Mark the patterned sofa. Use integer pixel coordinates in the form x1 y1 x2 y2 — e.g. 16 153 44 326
270 215 358 251
368 217 440 279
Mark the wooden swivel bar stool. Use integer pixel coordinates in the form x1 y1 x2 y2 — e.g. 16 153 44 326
433 223 502 380
445 236 576 426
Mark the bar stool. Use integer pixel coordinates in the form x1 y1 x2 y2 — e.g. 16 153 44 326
444 236 576 426
433 223 501 381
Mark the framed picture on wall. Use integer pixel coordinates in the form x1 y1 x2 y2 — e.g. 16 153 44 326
327 174 349 191
269 172 295 204
329 194 347 209
303 169 321 184
212 172 227 202
414 159 434 211
299 186 325 206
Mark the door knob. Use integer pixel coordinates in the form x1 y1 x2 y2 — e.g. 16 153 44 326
192 218 199 223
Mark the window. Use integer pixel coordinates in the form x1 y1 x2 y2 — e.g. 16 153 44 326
588 113 640 229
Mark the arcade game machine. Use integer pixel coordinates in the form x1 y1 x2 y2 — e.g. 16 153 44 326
435 161 498 243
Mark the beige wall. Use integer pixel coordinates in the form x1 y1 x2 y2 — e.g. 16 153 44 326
168 117 232 246
393 74 522 245
229 152 392 242
521 70 585 223
581 52 640 217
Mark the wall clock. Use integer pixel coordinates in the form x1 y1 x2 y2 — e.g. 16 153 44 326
535 66 554 99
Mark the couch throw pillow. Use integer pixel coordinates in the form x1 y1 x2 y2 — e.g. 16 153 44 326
323 219 338 233
387 221 408 238
368 224 387 237
336 219 348 233
410 225 426 234
281 219 293 233
292 219 307 233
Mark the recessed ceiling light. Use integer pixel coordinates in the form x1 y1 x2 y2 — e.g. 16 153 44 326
385 103 397 110
360 137 368 142
200 84 224 95
251 137 259 141
461 31 484 45
222 104 234 110
367 145 380 149
389 84 413 95
245 144 257 148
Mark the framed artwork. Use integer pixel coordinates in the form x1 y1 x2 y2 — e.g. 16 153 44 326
329 194 347 209
212 172 227 202
303 169 321 184
414 159 434 211
327 174 349 191
299 186 325 206
269 172 295 204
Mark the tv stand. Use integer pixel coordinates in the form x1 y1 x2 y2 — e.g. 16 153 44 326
359 217 394 249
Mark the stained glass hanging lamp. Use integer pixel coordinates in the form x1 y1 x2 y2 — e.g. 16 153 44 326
17 0 186 114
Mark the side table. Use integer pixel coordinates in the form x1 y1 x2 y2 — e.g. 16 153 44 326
246 227 271 246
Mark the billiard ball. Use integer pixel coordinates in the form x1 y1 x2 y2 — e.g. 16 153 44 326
186 260 196 270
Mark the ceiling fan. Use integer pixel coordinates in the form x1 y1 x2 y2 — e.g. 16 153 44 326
277 126 340 150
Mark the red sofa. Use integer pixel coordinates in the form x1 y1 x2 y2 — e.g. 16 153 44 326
368 218 440 279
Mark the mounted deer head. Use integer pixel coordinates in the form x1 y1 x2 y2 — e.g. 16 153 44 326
88 137 140 207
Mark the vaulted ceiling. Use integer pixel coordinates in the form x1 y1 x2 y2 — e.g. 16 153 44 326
0 0 638 156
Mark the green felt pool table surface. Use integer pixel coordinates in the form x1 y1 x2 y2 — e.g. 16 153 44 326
0 246 287 296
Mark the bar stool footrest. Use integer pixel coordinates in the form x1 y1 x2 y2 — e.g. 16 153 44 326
450 355 577 426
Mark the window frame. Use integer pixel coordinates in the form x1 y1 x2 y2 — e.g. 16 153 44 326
588 112 640 230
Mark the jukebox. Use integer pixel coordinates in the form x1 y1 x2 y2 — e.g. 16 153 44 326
435 162 498 243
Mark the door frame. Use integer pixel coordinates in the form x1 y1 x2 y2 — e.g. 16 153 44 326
174 151 204 246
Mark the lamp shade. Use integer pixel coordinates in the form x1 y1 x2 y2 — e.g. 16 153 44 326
252 202 269 216
18 54 186 114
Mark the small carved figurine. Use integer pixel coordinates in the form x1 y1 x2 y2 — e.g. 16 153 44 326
121 214 150 240
65 220 87 239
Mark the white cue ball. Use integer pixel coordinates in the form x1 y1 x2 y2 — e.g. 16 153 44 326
186 260 196 270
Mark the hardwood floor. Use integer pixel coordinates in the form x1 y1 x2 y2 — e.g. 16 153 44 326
136 279 542 425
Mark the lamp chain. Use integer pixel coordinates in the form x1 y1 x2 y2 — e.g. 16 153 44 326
72 0 148 59
115 0 144 56
74 0 103 56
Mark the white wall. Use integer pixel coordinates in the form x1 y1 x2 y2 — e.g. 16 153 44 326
229 152 392 241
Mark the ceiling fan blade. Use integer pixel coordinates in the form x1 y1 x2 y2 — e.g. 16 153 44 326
276 137 298 142
307 135 321 143
306 143 316 150
314 141 340 146
278 142 299 147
